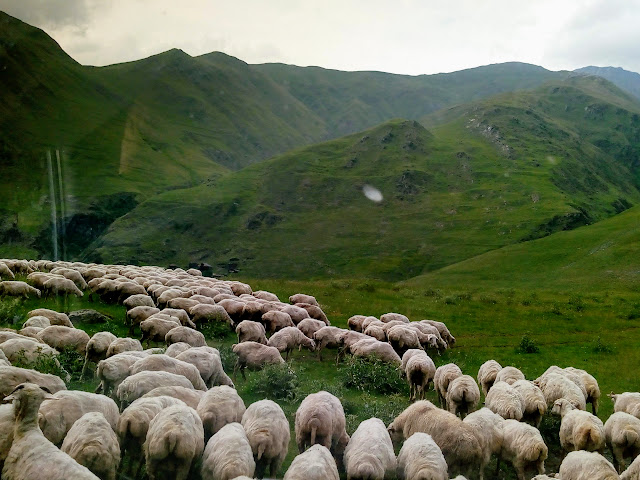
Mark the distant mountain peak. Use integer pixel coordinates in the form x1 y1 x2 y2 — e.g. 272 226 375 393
574 65 640 100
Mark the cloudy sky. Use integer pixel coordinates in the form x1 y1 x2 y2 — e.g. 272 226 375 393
1 0 639 75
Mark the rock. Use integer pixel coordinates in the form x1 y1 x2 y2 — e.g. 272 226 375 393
68 309 110 325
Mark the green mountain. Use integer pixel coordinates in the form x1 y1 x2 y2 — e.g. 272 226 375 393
575 66 640 100
88 74 640 279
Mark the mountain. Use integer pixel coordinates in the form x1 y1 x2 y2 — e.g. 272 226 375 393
575 66 640 100
88 74 640 279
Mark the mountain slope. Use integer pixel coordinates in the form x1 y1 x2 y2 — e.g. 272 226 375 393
575 66 640 100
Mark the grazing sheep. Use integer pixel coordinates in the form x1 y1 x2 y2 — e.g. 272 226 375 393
22 316 51 329
421 320 455 346
386 400 484 479
0 262 15 279
295 303 329 325
536 372 587 411
28 309 73 327
49 268 88 289
347 315 367 332
81 332 117 380
405 352 436 401
140 315 181 345
123 294 155 309
160 308 196 328
463 408 505 477
1 383 100 480
558 450 619 480
380 313 410 324
565 367 601 415
37 325 90 355
144 404 205 480
477 360 502 396
141 386 205 409
42 277 83 298
252 290 279 302
295 391 350 467
279 305 310 324
0 281 41 299
344 418 396 480
401 349 427 372
232 342 285 379
126 306 160 334
434 363 463 409
284 444 339 480
262 310 295 334
313 326 346 361
610 392 640 418
189 303 234 328
349 339 401 366
485 381 524 421
201 422 256 480
552 398 605 453
95 353 141 396
197 385 246 439
361 316 381 332
297 318 327 339
387 325 427 355
409 322 448 353
60 412 120 480
105 337 143 357
38 390 119 445
501 419 548 480
165 326 206 347
236 320 268 344
396 432 447 480
129 354 207 390
289 293 319 306
0 338 60 367
177 346 233 388
116 370 195 409
241 399 290 478
268 326 315 360
604 411 640 472
495 366 526 385
166 342 192 357
446 375 481 418
167 297 200 312
0 365 66 401
512 380 547 427
364 324 387 342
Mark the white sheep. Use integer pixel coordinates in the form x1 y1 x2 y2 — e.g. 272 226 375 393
236 320 268 344
565 367 601 415
176 346 233 388
387 325 429 354
347 315 367 332
22 316 51 329
485 381 524 421
364 324 387 342
201 422 255 480
477 360 502 396
512 380 547 427
241 399 290 478
197 385 246 439
129 354 207 390
232 342 285 379
122 294 155 309
349 338 401 366
1 383 100 480
279 304 310 324
0 281 41 299
17 326 44 340
500 419 548 480
433 363 463 409
405 352 436 401
0 338 60 368
268 326 316 360
165 342 192 357
165 326 206 347
297 318 327 339
27 309 73 327
380 312 410 324
37 325 90 355
421 320 456 346
38 390 119 445
535 372 587 410
140 315 181 345
604 411 640 472
42 277 83 298
0 403 15 467
283 444 339 480
313 326 347 361
463 407 505 477
289 293 319 306
620 452 640 480
60 412 120 480
261 310 295 334
344 418 396 480
552 398 605 453
0 262 15 279
95 353 141 396
0 365 66 401
81 332 117 380
126 306 160 334
105 337 143 357
558 450 619 480
495 366 526 385
396 432 447 480
144 404 205 480
446 375 481 418
141 386 205 409
610 392 640 418
116 370 195 409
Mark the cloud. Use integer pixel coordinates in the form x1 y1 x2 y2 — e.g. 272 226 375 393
0 0 91 29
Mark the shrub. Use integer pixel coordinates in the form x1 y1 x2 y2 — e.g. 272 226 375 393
0 298 22 325
200 320 233 339
516 335 540 354
11 348 69 380
217 344 236 373
247 363 299 402
340 357 407 395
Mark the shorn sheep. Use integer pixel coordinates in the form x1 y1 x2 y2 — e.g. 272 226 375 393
201 422 256 480
344 418 396 480
60 412 121 480
396 432 448 480
236 320 268 344
144 404 205 480
283 444 340 480
446 375 481 418
552 398 605 453
477 360 502 396
405 352 436 401
558 450 619 480
0 365 66 401
433 363 462 409
512 380 547 428
116 370 195 409
604 411 640 472
463 407 505 478
2 383 100 480
267 326 315 360
610 392 640 418
500 419 548 480
232 342 285 379
197 385 247 439
485 381 524 421
241 399 290 478
81 331 117 380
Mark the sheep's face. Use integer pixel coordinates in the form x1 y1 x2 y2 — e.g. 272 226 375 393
387 422 403 444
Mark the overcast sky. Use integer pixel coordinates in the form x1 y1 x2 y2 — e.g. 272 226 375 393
1 0 639 75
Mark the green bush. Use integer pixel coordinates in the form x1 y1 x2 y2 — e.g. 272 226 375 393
340 357 407 395
516 335 540 354
200 320 233 340
217 344 237 373
247 363 299 401
11 348 69 379
0 298 22 325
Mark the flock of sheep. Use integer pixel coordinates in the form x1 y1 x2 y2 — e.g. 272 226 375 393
0 257 639 480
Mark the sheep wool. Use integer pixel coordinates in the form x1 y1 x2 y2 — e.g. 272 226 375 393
446 375 481 418
485 381 524 421
396 432 448 480
344 418 396 480
501 419 548 480
558 450 620 480
604 411 640 473
201 422 256 480
477 360 502 396
197 385 246 439
433 363 463 409
283 444 339 480
552 398 605 453
0 365 66 401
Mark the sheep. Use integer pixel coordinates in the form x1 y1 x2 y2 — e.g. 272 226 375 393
200 422 255 480
421 320 456 346
22 316 51 329
129 354 207 390
279 305 310 324
17 326 44 340
349 338 401 366
168 297 200 312
49 268 88 289
386 400 484 479
604 411 640 472
60 412 120 480
144 404 205 480
165 326 206 347
433 363 463 409
0 262 15 279
536 366 588 401
405 352 436 401
344 418 396 480
141 386 205 409
261 310 294 334
268 326 315 360
283 444 339 480
241 399 290 478
0 402 15 467
361 316 381 332
160 308 196 328
401 349 427 372
0 331 37 344
116 370 195 409
27 308 73 327
364 324 387 342
297 318 327 339
229 281 252 296
37 325 90 355
610 392 640 418
295 303 329 325
122 294 155 309
446 375 481 418
0 365 66 401
42 277 83 298
166 342 192 357
463 408 505 477
535 372 587 410
81 332 117 380
347 315 367 332
512 380 547 427
232 342 285 379
140 315 181 345
621 453 640 480
117 395 187 475
313 326 346 361
500 419 548 480
126 306 160 334
0 349 9 366
236 320 268 344
565 367 601 415
380 312 410 324
396 432 447 480
38 390 119 445
477 360 502 396
1 383 100 480
0 338 60 367
387 325 428 355
0 281 41 299
552 397 605 454
485 381 524 421
105 337 143 357
176 346 234 388
289 293 319 306
295 391 350 468
95 354 141 396
410 322 448 353
197 385 247 439
558 450 619 480
495 366 526 385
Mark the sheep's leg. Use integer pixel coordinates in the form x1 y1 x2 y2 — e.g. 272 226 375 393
94 381 104 394
285 349 291 361
80 355 91 381
612 445 624 473
536 459 545 476
591 398 598 415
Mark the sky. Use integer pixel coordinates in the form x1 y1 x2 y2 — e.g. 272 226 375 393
1 0 640 75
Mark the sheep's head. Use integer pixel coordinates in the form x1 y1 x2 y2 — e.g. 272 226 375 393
551 398 574 416
4 383 57 420
387 421 403 444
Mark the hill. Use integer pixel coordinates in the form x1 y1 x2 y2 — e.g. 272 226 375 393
575 65 640 100
88 74 640 279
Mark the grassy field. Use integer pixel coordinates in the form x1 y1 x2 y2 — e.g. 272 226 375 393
2 276 639 478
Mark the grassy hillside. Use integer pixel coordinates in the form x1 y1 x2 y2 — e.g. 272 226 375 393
575 66 640 100
89 74 640 279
